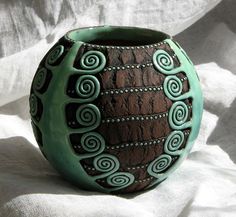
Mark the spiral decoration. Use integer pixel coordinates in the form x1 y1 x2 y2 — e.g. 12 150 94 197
148 154 172 175
107 172 135 188
78 50 106 74
29 94 38 116
75 75 100 102
94 154 119 173
164 131 184 155
81 132 105 154
169 101 189 129
153 50 174 74
33 67 47 91
147 41 198 189
163 75 183 100
46 45 64 65
76 104 101 130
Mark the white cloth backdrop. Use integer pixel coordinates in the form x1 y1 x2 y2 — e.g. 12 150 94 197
1 0 236 216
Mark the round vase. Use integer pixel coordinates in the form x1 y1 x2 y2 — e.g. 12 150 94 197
29 26 203 194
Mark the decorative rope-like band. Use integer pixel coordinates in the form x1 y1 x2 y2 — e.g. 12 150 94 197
73 131 190 151
104 62 153 71
101 111 168 124
100 85 163 96
81 41 168 50
100 76 188 96
101 106 192 124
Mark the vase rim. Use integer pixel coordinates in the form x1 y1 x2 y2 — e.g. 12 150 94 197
65 25 171 48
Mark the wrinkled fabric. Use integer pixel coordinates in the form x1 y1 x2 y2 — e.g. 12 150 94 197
0 0 221 106
1 0 236 217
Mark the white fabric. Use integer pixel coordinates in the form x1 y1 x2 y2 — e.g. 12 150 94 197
1 0 236 217
0 0 221 106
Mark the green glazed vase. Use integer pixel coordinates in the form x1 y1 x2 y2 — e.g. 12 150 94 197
29 26 203 194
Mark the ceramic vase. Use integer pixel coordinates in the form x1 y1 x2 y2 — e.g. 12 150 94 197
29 26 203 194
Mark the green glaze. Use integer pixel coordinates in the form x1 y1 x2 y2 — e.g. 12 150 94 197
32 39 135 193
75 104 101 133
148 154 172 174
80 132 105 154
29 94 38 116
75 75 100 102
75 50 106 74
168 101 191 130
164 131 185 156
34 42 107 192
91 153 135 191
163 75 184 100
33 67 47 91
147 39 203 188
107 172 135 191
46 45 64 65
93 154 119 173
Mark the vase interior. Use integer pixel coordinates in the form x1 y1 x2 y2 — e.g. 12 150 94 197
66 26 170 46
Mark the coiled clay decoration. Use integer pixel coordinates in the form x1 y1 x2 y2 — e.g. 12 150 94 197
30 26 203 194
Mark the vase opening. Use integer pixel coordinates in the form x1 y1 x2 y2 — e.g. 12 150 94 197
66 26 170 46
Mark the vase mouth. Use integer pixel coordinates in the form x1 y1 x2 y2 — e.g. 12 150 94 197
65 26 171 47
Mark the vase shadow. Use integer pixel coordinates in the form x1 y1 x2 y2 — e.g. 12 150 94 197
0 96 30 120
207 98 236 163
0 136 142 206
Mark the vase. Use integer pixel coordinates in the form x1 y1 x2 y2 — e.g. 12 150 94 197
29 26 203 194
